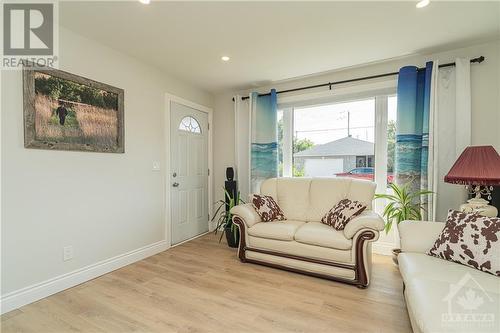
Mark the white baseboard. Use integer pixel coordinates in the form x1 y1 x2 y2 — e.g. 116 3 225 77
373 241 395 256
0 240 169 315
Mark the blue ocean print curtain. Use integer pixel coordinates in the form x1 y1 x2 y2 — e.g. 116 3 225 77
395 62 433 206
250 89 278 193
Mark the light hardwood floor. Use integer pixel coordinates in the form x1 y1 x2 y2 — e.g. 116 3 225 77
1 234 411 333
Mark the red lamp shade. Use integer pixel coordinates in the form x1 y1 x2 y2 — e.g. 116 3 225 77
444 146 500 186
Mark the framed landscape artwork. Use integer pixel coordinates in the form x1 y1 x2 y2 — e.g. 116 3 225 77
23 65 124 153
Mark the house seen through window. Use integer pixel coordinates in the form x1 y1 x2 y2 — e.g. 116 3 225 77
278 95 397 188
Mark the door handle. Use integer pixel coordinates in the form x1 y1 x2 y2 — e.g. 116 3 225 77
172 182 179 187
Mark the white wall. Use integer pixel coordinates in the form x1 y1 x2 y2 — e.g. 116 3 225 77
213 40 500 252
1 27 213 300
213 92 237 201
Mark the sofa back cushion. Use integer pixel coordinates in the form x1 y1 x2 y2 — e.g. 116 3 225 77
276 178 311 221
348 179 376 209
261 178 310 221
307 178 351 221
308 178 375 222
260 177 376 222
260 178 278 200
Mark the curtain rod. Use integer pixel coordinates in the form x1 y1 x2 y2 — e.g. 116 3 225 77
233 56 485 102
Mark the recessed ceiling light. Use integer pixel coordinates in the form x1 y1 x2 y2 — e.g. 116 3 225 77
139 0 151 4
416 0 430 8
221 56 230 62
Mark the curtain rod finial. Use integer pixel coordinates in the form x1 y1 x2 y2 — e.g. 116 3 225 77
474 56 485 64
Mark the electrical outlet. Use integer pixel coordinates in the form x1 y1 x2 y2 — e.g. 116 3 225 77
63 246 74 261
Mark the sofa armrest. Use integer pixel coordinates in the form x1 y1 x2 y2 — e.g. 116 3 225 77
343 210 384 239
230 203 261 228
398 220 445 253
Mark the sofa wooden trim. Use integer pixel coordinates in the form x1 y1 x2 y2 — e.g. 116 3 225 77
233 216 375 288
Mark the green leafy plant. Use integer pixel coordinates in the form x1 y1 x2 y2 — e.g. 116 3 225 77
211 189 244 242
293 165 305 177
374 182 433 233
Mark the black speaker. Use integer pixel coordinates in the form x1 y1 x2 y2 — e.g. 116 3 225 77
225 167 237 212
226 167 234 181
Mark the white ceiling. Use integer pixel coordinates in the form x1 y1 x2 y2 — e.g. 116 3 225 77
60 1 500 93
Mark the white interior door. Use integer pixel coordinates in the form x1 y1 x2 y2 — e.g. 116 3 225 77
170 102 209 245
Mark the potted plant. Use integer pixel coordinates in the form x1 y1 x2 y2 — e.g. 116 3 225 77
374 182 433 265
212 189 244 248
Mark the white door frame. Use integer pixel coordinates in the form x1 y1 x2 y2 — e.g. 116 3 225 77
164 93 213 247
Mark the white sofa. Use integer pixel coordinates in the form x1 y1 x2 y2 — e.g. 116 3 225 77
230 177 384 288
398 221 500 333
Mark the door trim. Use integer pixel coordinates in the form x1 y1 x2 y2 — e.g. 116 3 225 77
164 93 213 247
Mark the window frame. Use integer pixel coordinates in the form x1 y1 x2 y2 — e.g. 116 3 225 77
276 80 397 210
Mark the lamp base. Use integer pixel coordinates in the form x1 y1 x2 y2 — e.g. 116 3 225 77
460 198 498 217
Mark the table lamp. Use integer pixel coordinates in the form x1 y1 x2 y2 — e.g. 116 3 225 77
444 145 500 217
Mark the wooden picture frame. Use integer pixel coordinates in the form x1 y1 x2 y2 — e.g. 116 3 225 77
23 65 124 153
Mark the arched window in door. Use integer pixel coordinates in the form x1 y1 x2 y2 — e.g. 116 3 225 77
178 116 201 134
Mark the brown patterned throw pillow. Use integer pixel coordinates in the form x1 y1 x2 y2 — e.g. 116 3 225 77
321 199 367 231
427 210 500 276
251 194 286 222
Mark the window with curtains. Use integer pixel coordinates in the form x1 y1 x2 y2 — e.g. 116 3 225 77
277 93 397 194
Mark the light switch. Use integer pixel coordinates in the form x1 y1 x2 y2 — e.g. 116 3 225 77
152 161 161 171
63 246 74 261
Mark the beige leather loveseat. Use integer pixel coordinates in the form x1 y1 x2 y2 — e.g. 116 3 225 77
230 177 385 288
398 221 500 333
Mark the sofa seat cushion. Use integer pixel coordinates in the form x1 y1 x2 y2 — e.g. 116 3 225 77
294 222 352 250
399 253 500 294
405 276 500 333
405 275 500 333
399 253 500 333
248 220 305 241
